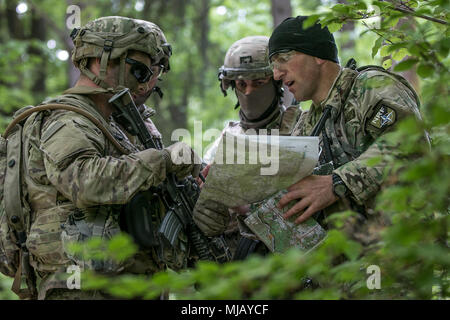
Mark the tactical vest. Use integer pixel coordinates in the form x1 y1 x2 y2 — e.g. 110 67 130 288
0 94 183 299
295 64 420 170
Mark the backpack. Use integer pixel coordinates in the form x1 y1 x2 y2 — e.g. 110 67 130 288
0 103 128 299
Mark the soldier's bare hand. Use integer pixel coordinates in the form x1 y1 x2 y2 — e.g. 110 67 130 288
196 164 211 188
276 175 339 224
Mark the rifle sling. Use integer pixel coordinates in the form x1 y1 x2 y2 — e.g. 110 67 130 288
3 104 130 155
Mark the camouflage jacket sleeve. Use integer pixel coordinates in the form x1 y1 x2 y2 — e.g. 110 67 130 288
40 111 169 208
333 71 423 206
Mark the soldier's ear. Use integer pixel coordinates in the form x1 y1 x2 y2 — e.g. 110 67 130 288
314 57 327 66
86 58 101 73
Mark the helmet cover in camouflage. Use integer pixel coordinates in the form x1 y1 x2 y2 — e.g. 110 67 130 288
219 36 273 92
70 16 172 88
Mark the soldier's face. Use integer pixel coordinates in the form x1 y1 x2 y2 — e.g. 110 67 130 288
235 76 272 95
272 52 320 102
124 51 161 106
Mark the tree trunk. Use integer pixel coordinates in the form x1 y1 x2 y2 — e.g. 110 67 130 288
29 7 47 97
198 0 210 99
338 0 355 51
0 3 5 44
270 0 292 28
5 0 25 39
270 0 296 105
65 0 80 87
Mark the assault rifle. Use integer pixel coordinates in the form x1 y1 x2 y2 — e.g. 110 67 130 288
311 105 334 175
109 88 231 264
310 105 334 225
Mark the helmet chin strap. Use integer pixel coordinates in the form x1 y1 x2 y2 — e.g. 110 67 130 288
78 58 112 90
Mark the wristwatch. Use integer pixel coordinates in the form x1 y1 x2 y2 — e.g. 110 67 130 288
332 173 349 198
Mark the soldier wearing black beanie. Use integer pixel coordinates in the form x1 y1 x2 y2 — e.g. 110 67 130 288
269 16 339 63
268 15 342 105
268 15 426 250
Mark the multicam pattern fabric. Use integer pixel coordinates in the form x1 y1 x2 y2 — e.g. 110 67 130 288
244 190 327 253
21 94 188 299
71 16 171 70
219 36 272 82
292 66 425 214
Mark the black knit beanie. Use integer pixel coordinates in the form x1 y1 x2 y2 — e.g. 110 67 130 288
269 16 339 63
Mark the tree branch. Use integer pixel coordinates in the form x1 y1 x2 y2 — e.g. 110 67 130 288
391 4 449 25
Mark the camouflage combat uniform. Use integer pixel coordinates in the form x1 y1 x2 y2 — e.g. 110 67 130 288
22 94 188 299
292 65 427 244
15 16 190 300
199 36 300 258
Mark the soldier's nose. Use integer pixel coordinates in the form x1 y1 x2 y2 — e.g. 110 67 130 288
138 82 152 94
245 86 255 95
273 68 283 81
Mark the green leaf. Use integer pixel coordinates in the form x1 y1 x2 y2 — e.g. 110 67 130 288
385 16 401 28
392 48 409 62
417 63 434 78
382 59 393 69
303 15 320 29
331 4 350 14
372 1 391 9
327 22 343 33
407 43 421 57
372 37 384 58
408 0 419 8
393 58 418 71
354 1 367 10
380 45 390 57
107 233 138 262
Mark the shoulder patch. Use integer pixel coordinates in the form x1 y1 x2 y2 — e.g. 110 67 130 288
368 103 397 130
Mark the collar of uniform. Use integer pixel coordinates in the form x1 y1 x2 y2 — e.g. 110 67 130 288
316 66 343 111
317 67 359 113
42 92 107 126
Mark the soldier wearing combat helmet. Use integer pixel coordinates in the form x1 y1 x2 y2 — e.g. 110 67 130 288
204 35 299 162
196 16 429 253
16 16 202 299
198 36 300 259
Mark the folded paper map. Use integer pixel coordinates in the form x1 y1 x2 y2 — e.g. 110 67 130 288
244 190 327 253
196 132 319 208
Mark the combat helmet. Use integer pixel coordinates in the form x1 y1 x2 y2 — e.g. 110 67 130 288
70 16 172 91
218 36 275 96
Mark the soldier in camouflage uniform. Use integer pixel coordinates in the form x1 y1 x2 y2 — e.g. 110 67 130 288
267 16 428 243
203 35 299 163
20 16 201 299
199 36 300 259
194 15 428 253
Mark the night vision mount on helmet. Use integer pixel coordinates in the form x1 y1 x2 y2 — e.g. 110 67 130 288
70 16 172 94
218 36 274 96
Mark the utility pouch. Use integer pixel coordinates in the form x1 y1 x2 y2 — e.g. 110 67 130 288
119 190 162 248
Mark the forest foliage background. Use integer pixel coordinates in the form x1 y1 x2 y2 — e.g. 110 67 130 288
0 0 448 300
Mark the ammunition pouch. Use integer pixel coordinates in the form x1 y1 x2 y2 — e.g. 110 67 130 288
119 190 162 249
